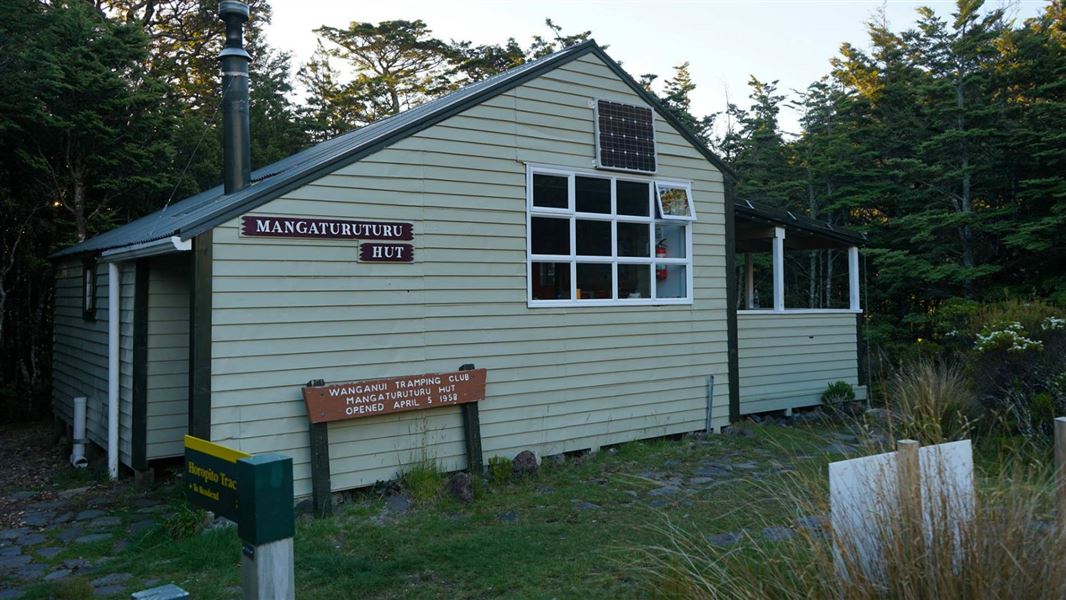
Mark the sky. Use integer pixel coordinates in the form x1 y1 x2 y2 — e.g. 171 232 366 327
264 0 1048 135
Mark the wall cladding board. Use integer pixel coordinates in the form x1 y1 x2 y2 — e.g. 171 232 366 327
209 54 730 497
52 260 135 466
146 253 191 459
737 312 862 414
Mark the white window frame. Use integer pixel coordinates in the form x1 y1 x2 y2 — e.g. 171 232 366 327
655 181 696 221
526 163 695 308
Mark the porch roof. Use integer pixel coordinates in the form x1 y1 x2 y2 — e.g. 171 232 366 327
734 198 867 252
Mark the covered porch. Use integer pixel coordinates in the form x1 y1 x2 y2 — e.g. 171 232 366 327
733 200 868 415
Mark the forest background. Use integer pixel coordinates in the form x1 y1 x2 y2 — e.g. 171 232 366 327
1 0 1062 419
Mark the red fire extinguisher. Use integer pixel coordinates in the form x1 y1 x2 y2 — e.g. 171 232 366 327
656 242 668 281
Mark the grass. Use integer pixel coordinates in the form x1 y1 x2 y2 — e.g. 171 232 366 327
17 423 845 599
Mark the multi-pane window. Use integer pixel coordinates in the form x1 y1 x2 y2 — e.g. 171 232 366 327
527 167 694 306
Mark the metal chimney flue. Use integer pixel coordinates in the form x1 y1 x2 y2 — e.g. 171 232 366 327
219 0 251 194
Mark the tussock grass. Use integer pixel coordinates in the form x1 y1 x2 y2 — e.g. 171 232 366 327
634 450 1066 600
885 359 980 445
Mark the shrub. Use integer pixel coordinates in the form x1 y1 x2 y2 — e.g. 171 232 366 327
821 380 856 405
487 455 511 486
885 360 980 445
401 458 444 503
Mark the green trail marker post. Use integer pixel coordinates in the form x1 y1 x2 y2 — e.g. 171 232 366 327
184 436 295 600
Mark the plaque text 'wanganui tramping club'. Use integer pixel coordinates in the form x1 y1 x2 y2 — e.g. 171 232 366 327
240 215 414 263
302 368 488 424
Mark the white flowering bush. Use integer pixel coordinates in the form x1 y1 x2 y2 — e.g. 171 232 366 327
973 321 1044 353
1041 316 1066 332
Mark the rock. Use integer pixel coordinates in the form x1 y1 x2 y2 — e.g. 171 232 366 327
44 569 72 581
90 516 122 528
386 495 411 515
131 497 159 509
0 588 25 599
687 477 715 485
731 462 759 471
0 546 20 557
796 515 829 538
623 490 638 499
131 584 189 599
76 509 106 521
721 426 755 438
75 533 113 544
573 501 600 511
92 572 133 587
129 520 157 535
57 486 91 499
830 432 859 442
497 511 518 522
762 527 794 542
7 491 35 501
14 533 45 546
648 498 672 509
543 454 566 467
52 512 74 525
294 499 313 516
135 506 165 514
663 459 679 467
205 516 235 531
57 527 85 543
648 485 680 497
36 547 62 559
95 585 127 597
0 529 29 541
114 540 129 553
511 451 538 478
445 472 474 504
21 512 53 527
706 531 742 547
12 563 45 580
62 558 91 570
0 554 32 569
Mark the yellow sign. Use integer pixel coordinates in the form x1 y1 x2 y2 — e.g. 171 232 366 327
184 434 250 463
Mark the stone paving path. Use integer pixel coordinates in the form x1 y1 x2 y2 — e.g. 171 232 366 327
0 485 165 599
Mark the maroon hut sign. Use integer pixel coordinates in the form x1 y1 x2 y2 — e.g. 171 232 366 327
241 215 413 241
359 243 413 263
301 368 487 424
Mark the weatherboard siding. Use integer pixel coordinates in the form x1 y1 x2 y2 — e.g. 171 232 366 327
737 312 863 414
52 260 135 467
145 253 191 459
208 53 729 497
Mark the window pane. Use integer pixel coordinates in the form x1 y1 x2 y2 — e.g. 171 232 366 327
533 174 568 209
618 264 651 299
655 264 687 298
576 219 611 256
656 183 693 218
531 217 569 255
575 176 611 214
655 223 686 258
531 262 571 300
617 180 649 216
617 222 650 257
576 263 612 300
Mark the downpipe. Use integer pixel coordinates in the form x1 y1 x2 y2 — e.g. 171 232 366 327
70 396 88 468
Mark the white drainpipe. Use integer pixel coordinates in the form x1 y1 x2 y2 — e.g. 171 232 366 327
108 261 120 480
70 396 88 468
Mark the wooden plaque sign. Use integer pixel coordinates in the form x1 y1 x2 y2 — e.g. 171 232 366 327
359 242 413 262
240 215 413 241
302 368 487 424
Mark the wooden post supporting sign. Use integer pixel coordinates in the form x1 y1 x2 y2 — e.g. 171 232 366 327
896 439 922 558
302 365 488 518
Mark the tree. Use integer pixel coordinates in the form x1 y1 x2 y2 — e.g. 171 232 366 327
306 20 457 132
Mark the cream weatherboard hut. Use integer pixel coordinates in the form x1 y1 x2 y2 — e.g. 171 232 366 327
50 31 866 498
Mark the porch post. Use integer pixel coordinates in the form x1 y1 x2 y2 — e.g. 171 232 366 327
848 246 860 311
772 227 785 312
744 253 754 309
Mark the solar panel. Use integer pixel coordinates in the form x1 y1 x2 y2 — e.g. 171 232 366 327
596 100 656 173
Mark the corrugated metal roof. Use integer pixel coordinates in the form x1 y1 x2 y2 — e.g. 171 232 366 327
735 197 867 246
54 40 739 258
